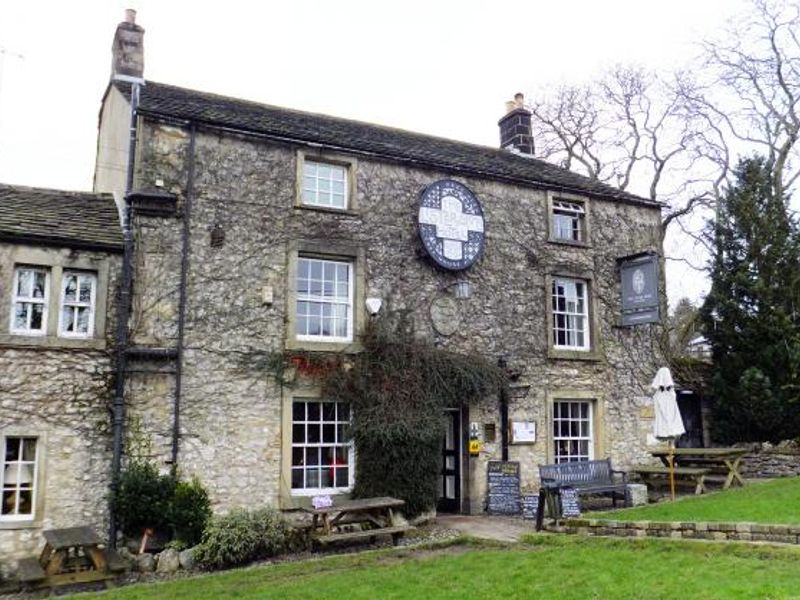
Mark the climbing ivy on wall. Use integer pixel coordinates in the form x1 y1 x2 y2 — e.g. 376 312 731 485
314 312 508 515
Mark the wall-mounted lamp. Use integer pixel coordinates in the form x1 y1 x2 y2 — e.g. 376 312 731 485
365 297 383 315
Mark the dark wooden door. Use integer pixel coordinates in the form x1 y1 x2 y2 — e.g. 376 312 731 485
438 409 461 513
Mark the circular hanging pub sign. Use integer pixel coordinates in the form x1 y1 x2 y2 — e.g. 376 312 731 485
417 180 485 270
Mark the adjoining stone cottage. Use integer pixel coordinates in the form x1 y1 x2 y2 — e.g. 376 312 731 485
1 10 666 567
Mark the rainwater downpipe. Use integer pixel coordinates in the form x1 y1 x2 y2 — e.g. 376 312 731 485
171 123 197 472
109 81 141 547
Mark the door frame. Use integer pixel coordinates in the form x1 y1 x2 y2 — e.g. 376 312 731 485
438 406 468 513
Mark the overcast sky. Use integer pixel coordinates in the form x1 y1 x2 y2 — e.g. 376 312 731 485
0 0 748 306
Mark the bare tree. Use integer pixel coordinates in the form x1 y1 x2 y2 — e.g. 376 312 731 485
528 0 800 234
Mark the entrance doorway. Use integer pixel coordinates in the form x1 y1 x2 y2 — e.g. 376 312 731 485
438 408 461 513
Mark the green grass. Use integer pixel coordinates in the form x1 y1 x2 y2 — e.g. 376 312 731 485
76 535 800 600
593 476 800 524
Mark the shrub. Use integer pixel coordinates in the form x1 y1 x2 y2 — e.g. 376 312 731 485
170 477 212 547
114 461 175 537
194 507 290 570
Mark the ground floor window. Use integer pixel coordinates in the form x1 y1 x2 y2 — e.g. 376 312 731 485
1 436 38 520
553 400 593 463
291 400 353 494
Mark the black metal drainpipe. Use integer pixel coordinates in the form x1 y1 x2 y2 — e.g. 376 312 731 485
500 388 509 461
109 81 141 547
171 123 197 472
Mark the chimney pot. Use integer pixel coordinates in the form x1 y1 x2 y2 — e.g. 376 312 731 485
124 9 137 24
514 92 525 107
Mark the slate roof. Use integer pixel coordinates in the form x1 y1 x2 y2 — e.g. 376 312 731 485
0 183 123 252
116 81 658 208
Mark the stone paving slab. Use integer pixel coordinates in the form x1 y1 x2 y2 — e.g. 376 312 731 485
435 515 535 542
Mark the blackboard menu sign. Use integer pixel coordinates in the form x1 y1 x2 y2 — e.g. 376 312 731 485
487 461 520 515
521 494 540 520
560 487 581 517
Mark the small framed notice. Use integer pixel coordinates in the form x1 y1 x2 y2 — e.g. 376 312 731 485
510 421 536 444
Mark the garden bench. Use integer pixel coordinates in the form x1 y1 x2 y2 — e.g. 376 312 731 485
539 458 629 517
635 466 709 495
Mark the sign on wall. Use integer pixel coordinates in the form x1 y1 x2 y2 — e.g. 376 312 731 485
619 253 660 326
418 180 485 271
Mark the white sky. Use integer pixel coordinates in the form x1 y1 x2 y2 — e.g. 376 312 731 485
0 0 747 307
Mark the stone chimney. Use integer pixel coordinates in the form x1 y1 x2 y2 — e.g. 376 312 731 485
111 9 145 82
498 93 534 156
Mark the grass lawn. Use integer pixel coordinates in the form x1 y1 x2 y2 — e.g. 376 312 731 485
593 476 800 524
76 535 800 600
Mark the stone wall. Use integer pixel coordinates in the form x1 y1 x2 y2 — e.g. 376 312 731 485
0 243 120 574
740 442 800 478
558 518 800 544
122 117 666 515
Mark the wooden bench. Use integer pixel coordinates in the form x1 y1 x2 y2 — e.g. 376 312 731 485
539 458 629 517
635 466 709 495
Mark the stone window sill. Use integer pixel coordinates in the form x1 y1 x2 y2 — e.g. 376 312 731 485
547 238 591 249
285 339 362 354
548 348 603 362
0 519 42 531
294 205 361 218
0 334 107 351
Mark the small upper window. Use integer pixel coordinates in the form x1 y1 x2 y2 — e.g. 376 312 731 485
59 271 97 338
10 267 49 335
552 277 590 351
552 200 585 243
1 436 38 521
302 161 347 209
296 257 353 342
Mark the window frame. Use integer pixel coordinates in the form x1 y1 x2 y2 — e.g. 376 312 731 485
9 266 50 336
286 241 365 353
551 276 591 352
289 398 355 496
58 270 98 339
0 435 40 523
547 192 590 246
295 150 358 213
552 400 594 463
295 256 355 344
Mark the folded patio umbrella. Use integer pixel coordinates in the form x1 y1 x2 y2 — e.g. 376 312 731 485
651 367 685 500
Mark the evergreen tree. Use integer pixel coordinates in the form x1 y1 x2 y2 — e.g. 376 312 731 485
701 156 800 443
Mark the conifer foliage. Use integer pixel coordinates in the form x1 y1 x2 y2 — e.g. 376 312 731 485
701 156 800 442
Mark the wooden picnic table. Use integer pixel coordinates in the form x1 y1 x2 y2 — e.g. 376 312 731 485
650 447 749 489
302 496 414 546
16 526 126 589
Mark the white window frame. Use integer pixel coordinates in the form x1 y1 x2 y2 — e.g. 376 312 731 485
295 257 354 343
552 277 590 351
553 400 594 463
290 399 354 496
301 160 348 210
1 435 39 522
9 267 49 336
552 200 585 242
58 271 97 338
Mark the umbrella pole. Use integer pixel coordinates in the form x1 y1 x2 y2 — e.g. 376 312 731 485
669 439 676 501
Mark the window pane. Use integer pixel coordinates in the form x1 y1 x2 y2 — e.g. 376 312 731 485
79 278 93 303
76 307 90 333
1 491 16 515
63 275 78 302
293 402 305 421
310 261 322 279
17 270 32 297
307 424 321 444
335 467 349 487
292 424 305 444
13 303 28 330
30 304 44 330
62 307 75 333
21 438 36 462
323 424 335 443
5 438 20 461
307 448 320 466
291 447 304 467
291 468 304 489
307 403 320 421
322 403 336 421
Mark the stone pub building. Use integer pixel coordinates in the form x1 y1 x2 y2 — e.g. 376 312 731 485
0 11 665 568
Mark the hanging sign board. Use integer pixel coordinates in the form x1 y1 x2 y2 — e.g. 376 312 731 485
418 180 485 271
619 253 660 326
487 461 521 515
